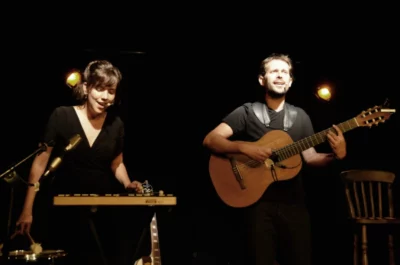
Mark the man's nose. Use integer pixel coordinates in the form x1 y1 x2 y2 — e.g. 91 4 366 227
277 71 284 78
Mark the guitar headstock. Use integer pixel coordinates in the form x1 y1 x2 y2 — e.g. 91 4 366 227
355 104 396 128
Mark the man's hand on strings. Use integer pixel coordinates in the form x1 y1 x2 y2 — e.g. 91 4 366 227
327 124 347 160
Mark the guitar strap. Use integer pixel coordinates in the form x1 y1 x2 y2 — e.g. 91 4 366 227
252 101 297 131
252 101 299 179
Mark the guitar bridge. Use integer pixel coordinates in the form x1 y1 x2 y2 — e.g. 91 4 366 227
231 158 246 190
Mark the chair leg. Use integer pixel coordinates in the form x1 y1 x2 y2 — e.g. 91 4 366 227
388 234 395 265
354 233 359 265
361 225 368 265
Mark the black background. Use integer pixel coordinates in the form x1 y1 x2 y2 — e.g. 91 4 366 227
0 30 399 265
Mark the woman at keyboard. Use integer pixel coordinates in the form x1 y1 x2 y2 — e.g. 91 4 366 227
15 60 143 265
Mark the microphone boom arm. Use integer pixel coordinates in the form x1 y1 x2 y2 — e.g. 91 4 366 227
0 140 54 181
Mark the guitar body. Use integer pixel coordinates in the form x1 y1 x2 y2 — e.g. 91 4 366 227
134 256 152 265
209 130 302 208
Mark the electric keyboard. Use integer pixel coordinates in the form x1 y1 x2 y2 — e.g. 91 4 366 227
53 193 177 206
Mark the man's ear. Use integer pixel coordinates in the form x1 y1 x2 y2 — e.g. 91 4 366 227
258 75 265 86
288 78 293 87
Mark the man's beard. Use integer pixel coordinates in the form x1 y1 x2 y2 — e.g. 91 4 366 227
266 87 287 99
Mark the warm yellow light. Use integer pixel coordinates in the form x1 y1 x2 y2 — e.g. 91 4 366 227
316 87 332 101
66 71 81 88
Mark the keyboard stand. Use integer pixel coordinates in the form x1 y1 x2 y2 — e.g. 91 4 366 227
88 211 108 265
132 220 150 260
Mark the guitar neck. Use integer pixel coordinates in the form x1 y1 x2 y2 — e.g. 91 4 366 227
151 214 161 265
275 117 358 161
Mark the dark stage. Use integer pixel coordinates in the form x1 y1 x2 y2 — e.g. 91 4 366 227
0 47 399 265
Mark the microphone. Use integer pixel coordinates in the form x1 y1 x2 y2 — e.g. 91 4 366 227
64 134 82 152
42 134 82 178
42 157 62 178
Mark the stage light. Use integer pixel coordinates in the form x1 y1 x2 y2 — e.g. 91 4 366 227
316 85 332 101
66 70 81 88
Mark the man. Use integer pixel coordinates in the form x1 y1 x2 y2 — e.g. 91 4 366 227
202 53 347 265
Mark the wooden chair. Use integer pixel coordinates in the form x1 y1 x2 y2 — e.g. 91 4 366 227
341 169 400 265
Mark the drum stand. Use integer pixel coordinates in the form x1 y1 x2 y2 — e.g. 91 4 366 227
0 143 50 263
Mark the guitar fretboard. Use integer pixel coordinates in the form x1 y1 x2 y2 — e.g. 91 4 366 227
151 214 161 265
275 118 358 161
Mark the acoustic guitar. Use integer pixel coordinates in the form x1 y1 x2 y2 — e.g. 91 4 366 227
208 104 396 208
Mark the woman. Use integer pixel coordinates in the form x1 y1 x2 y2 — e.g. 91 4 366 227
16 60 143 265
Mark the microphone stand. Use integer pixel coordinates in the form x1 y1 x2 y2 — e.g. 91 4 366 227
0 141 52 261
0 141 51 180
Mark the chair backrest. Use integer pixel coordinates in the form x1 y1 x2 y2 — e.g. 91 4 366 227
340 170 396 219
